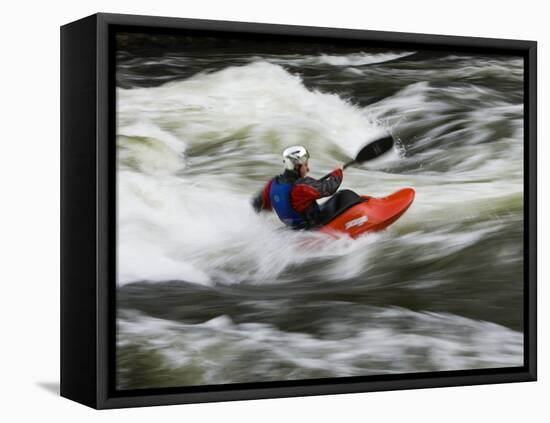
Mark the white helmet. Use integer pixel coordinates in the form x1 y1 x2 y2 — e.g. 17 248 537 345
282 146 310 170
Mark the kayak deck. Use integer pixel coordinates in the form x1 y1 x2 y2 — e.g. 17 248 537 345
318 188 415 238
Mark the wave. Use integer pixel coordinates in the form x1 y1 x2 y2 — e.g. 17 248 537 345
317 52 415 66
116 307 523 388
116 62 388 285
252 52 415 67
116 60 523 287
117 61 387 166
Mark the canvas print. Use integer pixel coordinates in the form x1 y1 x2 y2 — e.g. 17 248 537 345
115 31 524 390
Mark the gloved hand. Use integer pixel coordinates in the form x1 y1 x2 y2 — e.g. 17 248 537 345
251 195 263 213
331 166 343 179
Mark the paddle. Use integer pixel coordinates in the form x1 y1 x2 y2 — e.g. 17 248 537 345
316 135 395 181
342 135 394 169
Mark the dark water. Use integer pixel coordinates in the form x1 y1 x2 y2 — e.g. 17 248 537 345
115 33 524 390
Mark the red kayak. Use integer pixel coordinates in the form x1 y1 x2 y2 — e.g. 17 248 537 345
319 188 415 238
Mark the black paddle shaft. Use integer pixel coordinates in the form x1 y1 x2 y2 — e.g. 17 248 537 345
318 135 395 181
343 136 394 169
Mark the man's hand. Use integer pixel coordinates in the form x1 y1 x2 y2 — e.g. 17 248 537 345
331 166 343 179
252 194 263 213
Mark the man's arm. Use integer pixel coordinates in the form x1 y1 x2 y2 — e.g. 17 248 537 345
316 167 343 196
290 167 343 213
251 179 273 213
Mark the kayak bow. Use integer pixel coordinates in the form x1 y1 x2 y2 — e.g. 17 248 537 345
319 188 415 238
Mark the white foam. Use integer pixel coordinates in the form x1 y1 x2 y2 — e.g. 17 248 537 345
116 61 523 286
250 52 415 68
117 308 523 383
118 62 385 162
317 52 415 67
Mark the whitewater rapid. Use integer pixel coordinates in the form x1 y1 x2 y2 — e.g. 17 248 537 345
117 60 522 288
115 41 524 389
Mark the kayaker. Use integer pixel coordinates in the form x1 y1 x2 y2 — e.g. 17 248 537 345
252 146 361 229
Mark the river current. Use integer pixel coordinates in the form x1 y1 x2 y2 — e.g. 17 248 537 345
115 33 524 390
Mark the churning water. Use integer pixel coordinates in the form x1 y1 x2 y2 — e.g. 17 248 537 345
115 34 524 390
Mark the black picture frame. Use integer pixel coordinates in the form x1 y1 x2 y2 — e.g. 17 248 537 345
60 12 537 409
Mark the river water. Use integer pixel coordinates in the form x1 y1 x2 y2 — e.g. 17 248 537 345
115 33 524 390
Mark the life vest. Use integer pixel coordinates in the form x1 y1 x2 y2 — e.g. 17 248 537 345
269 179 307 228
